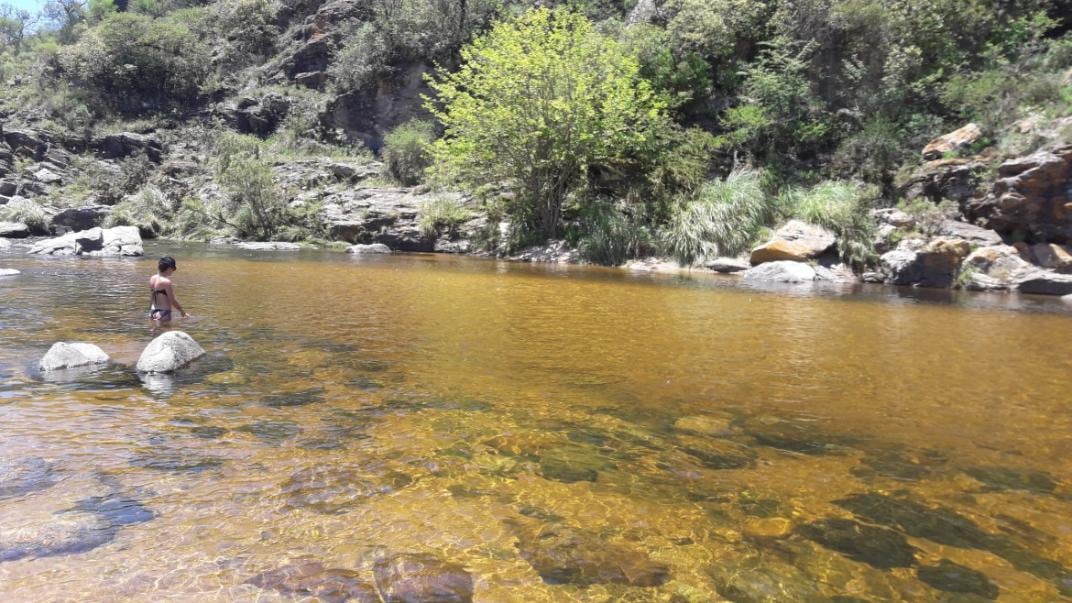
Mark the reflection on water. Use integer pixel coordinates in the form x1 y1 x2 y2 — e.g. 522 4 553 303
0 242 1071 601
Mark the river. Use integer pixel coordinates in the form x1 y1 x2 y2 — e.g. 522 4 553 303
1 242 1071 601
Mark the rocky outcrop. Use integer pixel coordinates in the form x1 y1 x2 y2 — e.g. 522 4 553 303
29 226 143 257
1031 243 1072 273
51 205 111 233
509 240 581 263
1016 272 1072 296
233 94 291 137
967 146 1072 244
961 245 1034 290
922 123 982 160
322 64 433 151
750 220 836 265
898 159 986 205
319 188 448 251
0 222 29 238
346 243 391 254
39 342 110 372
94 132 163 163
742 260 817 283
136 331 206 373
880 238 971 288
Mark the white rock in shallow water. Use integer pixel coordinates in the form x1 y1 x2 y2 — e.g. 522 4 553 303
346 243 391 254
742 261 817 283
234 241 302 251
136 331 205 373
39 342 109 372
0 268 18 277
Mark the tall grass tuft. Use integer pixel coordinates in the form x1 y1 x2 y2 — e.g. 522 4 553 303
0 197 49 234
790 180 878 267
418 197 473 237
568 200 654 266
104 185 172 237
659 168 783 265
383 119 435 186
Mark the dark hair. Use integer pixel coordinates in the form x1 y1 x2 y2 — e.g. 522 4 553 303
158 256 177 272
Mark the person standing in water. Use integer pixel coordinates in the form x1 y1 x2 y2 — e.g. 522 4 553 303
149 256 189 322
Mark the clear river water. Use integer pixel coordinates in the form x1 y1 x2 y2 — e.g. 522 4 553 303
1 242 1071 601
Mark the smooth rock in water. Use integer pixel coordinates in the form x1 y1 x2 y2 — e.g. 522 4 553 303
704 257 750 273
373 553 474 603
677 434 756 470
0 221 29 238
136 331 205 373
234 241 302 251
248 561 379 603
917 559 999 599
29 226 143 257
0 510 112 562
674 415 732 436
347 243 392 254
742 261 817 283
922 123 982 160
798 518 917 569
513 522 669 587
39 342 109 372
1016 271 1072 296
711 558 826 602
0 268 17 277
281 465 412 514
750 220 836 265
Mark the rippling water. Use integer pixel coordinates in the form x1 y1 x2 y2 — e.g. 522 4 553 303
1 242 1071 601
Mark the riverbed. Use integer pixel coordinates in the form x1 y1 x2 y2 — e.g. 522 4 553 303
1 242 1071 601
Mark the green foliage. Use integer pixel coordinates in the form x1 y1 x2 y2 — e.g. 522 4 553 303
56 12 209 114
214 133 291 241
567 199 654 265
104 185 172 237
897 198 959 237
77 153 153 205
659 168 781 264
383 119 435 186
211 0 278 70
618 23 711 107
0 197 48 233
428 7 674 239
418 197 473 237
789 180 878 267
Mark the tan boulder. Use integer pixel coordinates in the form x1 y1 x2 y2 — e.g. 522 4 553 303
1031 243 1072 273
750 220 835 265
922 123 983 160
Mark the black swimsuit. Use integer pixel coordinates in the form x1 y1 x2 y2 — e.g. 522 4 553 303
150 288 171 320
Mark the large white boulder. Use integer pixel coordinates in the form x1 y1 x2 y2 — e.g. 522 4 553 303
28 226 142 257
39 342 110 372
136 331 205 373
742 260 818 283
346 243 392 254
0 268 18 277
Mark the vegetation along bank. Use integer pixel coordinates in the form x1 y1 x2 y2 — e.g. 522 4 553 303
1 0 1071 295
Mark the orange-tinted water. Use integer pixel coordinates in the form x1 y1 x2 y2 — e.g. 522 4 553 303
0 243 1070 601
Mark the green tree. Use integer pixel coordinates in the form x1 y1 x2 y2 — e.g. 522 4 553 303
427 7 674 239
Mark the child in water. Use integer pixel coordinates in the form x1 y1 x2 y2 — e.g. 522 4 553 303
149 256 189 322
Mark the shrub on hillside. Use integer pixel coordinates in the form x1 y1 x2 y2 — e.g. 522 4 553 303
383 119 435 186
214 133 291 241
418 197 473 237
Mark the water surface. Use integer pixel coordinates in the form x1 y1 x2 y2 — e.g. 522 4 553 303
1 243 1071 601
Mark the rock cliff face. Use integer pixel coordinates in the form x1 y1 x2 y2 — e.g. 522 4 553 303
967 147 1072 244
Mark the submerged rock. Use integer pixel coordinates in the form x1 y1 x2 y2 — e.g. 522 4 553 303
537 444 614 483
797 518 917 569
248 561 379 603
677 434 756 470
373 553 474 603
963 465 1057 494
0 457 56 499
261 387 324 407
740 415 856 456
136 331 205 373
917 559 999 599
711 558 826 602
237 420 302 445
130 449 224 473
0 510 112 562
38 342 109 372
281 465 412 514
513 522 669 587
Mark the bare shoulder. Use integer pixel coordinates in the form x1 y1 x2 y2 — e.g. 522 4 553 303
151 275 173 288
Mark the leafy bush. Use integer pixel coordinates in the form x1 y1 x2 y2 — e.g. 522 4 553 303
0 197 48 233
660 168 781 264
383 119 435 186
428 7 674 239
790 180 879 267
56 12 209 114
567 199 654 266
897 198 959 237
214 133 291 241
104 185 172 237
418 197 473 237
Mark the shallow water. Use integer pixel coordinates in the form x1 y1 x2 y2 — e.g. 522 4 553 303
1 242 1071 601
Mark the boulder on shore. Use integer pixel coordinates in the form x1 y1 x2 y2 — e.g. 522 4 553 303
750 220 836 265
51 206 111 233
136 331 205 373
742 261 817 283
28 226 143 257
880 238 971 288
961 245 1034 290
0 221 30 238
1015 272 1072 296
705 257 750 273
39 342 110 372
